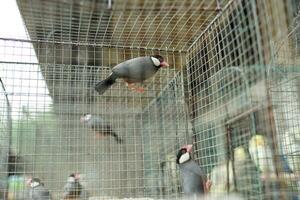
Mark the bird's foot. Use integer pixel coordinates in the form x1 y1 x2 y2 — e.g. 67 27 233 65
95 133 106 140
126 82 144 93
205 179 212 193
125 82 135 90
134 87 145 93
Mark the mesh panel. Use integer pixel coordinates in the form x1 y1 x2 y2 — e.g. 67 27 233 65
0 0 299 199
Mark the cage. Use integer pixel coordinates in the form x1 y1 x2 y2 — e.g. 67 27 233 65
0 0 299 200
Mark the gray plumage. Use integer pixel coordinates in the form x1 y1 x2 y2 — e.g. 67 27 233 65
81 114 123 144
63 174 88 199
28 179 51 200
95 55 168 94
178 160 206 196
176 145 206 197
63 181 82 199
112 56 159 81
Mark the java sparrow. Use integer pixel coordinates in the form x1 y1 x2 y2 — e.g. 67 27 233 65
94 55 169 94
27 178 51 200
80 113 123 144
176 144 209 197
63 173 87 199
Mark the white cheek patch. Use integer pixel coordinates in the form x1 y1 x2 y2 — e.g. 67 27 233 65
85 114 92 121
30 182 40 188
151 57 161 67
68 177 75 182
179 152 190 164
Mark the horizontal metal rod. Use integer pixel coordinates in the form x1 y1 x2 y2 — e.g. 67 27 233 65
187 0 234 52
0 37 187 53
225 103 270 125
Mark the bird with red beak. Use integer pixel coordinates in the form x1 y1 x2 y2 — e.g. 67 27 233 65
26 177 51 199
95 55 169 94
176 144 211 197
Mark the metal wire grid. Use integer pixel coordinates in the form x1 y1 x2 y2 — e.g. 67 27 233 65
0 78 11 199
15 0 230 51
0 0 299 199
0 36 189 199
186 0 299 199
141 71 191 198
268 17 300 199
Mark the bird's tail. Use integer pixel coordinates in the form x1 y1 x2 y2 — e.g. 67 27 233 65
94 73 118 95
112 132 124 144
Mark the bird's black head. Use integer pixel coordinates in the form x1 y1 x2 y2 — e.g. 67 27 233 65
176 144 193 164
151 55 169 68
68 173 80 182
69 173 75 178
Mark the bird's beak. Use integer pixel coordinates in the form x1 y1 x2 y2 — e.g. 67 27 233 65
75 173 81 180
26 178 32 186
160 61 169 67
186 144 193 153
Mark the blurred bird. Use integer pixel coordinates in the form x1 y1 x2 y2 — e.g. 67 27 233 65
176 144 209 197
248 134 276 176
80 113 123 144
281 128 300 199
234 146 261 199
94 55 169 94
27 178 51 200
63 173 88 200
281 128 300 174
209 161 234 194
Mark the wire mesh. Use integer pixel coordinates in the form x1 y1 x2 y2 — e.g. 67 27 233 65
15 0 228 52
187 0 300 200
0 37 189 199
268 6 300 199
0 0 299 199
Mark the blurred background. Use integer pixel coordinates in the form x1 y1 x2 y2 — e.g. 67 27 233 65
0 0 299 199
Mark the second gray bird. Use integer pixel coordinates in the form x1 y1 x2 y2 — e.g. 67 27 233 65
27 178 51 200
94 55 169 94
176 144 207 198
63 173 89 199
81 113 123 144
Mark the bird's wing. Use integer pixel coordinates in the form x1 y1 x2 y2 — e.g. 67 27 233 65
33 186 51 199
63 182 73 196
189 161 206 180
89 118 113 133
112 56 157 81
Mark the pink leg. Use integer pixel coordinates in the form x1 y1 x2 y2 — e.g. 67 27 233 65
94 133 107 140
125 81 145 93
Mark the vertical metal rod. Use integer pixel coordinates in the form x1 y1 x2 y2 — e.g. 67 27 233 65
108 0 112 9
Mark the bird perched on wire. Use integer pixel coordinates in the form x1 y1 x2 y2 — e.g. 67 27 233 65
94 55 169 94
26 177 51 200
80 113 123 144
176 144 210 198
63 173 88 200
248 134 276 178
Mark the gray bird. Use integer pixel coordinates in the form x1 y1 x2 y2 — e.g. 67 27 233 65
176 144 207 197
63 173 88 199
27 178 51 200
94 55 169 94
80 113 123 144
